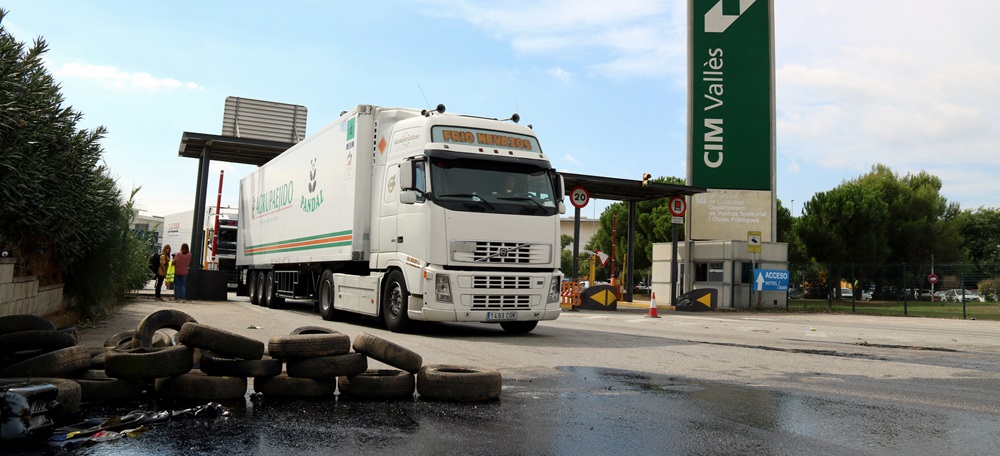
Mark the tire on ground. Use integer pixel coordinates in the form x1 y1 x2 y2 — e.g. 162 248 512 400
156 370 247 401
133 309 197 349
416 364 502 402
267 333 351 359
70 370 146 402
290 325 342 336
104 329 173 349
104 345 194 379
338 369 415 400
0 345 91 377
200 353 282 377
178 322 265 360
0 330 76 355
253 373 337 398
286 353 367 379
0 314 56 335
352 332 422 373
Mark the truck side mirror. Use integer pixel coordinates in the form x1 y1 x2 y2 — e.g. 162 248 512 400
399 161 413 190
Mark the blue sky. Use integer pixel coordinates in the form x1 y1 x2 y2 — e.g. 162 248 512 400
5 1 999 218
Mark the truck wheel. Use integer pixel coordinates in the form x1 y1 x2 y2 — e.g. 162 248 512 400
264 271 285 309
383 270 411 333
249 270 259 305
319 270 336 321
255 271 267 306
500 321 538 334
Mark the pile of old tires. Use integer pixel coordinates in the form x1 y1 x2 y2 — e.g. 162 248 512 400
0 310 502 412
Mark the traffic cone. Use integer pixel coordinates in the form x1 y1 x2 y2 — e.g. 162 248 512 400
646 292 661 318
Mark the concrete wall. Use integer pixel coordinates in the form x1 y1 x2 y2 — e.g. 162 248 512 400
0 258 66 318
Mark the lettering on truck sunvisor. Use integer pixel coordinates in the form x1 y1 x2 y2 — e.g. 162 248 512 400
431 126 541 153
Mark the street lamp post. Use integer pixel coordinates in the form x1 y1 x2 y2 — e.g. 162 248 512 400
791 199 795 216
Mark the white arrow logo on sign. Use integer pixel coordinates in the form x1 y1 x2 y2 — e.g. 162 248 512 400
755 272 764 291
705 0 757 33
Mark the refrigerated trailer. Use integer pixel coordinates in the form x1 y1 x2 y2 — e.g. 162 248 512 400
236 104 565 333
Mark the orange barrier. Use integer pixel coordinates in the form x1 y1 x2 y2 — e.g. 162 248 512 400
561 281 582 309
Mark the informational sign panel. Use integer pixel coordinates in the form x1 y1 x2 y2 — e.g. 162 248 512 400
688 0 773 191
753 269 789 292
747 230 762 253
690 189 771 241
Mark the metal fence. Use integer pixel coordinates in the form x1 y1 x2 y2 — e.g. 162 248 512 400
788 262 1000 320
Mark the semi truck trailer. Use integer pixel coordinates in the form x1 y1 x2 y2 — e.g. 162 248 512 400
236 104 565 333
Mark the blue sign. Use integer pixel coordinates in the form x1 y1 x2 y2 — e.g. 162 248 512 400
753 269 789 292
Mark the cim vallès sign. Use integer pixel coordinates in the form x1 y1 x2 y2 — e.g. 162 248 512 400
689 0 773 191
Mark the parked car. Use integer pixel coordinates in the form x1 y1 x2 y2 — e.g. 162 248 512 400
861 290 873 301
944 289 979 302
932 290 947 302
838 287 855 300
788 288 804 299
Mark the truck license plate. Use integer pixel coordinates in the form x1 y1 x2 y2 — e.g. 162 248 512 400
486 311 517 321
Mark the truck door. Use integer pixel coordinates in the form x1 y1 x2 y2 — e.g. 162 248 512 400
377 164 400 258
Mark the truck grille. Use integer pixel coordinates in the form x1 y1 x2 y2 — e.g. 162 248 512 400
452 241 552 264
471 295 531 310
473 276 532 289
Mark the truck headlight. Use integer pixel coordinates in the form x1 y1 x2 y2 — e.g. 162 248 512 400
548 276 562 303
436 274 453 302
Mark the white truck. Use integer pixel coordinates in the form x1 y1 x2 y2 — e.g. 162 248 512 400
236 104 565 333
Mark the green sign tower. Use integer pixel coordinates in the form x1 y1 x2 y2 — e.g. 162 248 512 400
688 0 774 190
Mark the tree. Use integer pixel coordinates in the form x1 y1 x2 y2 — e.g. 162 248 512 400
0 9 150 316
958 207 1000 264
586 176 686 282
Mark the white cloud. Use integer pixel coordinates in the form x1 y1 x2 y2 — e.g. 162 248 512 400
53 62 204 92
423 0 686 80
562 153 581 166
546 67 573 85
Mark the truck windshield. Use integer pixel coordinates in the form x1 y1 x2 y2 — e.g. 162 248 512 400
428 158 559 216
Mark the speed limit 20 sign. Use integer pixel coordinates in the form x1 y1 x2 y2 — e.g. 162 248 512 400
570 186 590 209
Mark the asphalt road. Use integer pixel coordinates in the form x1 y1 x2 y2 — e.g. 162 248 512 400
13 295 1000 455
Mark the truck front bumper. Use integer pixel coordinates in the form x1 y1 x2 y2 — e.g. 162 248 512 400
407 268 562 323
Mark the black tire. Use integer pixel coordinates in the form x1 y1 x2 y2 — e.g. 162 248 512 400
286 353 367 379
0 330 76 355
500 321 538 334
416 364 502 402
382 270 411 332
133 309 197 349
264 270 285 309
267 333 351 359
200 353 282 377
70 370 146 402
156 370 247 401
0 377 82 417
0 345 91 377
255 271 267 306
338 369 415 400
249 270 260 305
104 330 172 349
0 314 56 335
290 325 342 336
352 332 422 374
253 372 337 398
178 322 265 360
318 270 336 321
104 345 194 380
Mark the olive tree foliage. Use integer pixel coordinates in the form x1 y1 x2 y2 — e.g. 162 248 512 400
0 10 151 315
584 176 686 282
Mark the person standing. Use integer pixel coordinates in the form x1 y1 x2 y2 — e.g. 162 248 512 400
154 245 171 301
172 243 192 302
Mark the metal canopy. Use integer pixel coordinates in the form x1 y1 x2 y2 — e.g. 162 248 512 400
561 173 706 201
178 131 295 166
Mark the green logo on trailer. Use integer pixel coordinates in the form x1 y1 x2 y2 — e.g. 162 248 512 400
347 118 356 141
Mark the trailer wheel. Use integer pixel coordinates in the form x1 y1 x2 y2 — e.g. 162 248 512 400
264 270 285 309
249 270 259 305
319 270 336 321
383 270 411 333
254 271 267 306
500 321 538 334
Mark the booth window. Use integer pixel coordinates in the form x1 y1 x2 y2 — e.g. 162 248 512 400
695 262 724 282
